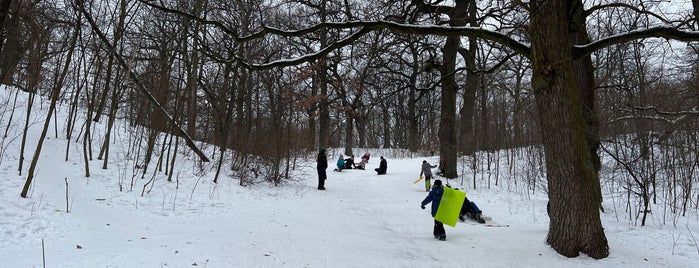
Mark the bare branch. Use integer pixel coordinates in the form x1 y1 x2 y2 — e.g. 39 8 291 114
584 3 671 24
576 26 699 58
234 20 532 69
611 106 699 126
457 47 517 75
239 27 373 70
137 0 530 68
138 0 239 40
631 106 699 117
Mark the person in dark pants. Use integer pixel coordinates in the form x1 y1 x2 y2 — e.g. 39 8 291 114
458 196 485 223
317 147 328 190
375 156 387 175
421 179 446 241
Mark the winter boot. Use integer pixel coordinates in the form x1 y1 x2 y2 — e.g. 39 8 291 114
438 235 446 241
474 213 486 224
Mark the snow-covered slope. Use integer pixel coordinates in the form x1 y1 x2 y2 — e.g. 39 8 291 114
1 86 697 267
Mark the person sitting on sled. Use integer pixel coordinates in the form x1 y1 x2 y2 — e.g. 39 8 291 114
343 155 355 169
459 196 486 224
334 154 345 172
360 152 370 163
421 179 446 241
354 158 367 170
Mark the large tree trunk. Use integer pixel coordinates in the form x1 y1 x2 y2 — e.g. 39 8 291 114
438 0 468 179
317 0 330 148
460 0 482 155
570 0 603 209
408 38 420 153
458 37 477 155
0 0 12 77
530 1 608 259
0 1 20 87
437 33 459 178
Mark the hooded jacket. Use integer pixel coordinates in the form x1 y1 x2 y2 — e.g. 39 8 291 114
421 185 444 217
420 162 437 178
317 149 328 170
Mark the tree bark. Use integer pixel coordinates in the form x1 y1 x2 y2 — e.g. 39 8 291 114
317 0 331 148
530 0 608 259
458 0 478 155
408 37 420 153
0 1 12 47
570 0 602 200
17 93 34 175
438 0 468 179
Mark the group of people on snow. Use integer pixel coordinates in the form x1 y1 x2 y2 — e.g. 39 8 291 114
316 148 486 241
317 149 387 191
418 159 487 241
334 152 373 172
421 178 487 241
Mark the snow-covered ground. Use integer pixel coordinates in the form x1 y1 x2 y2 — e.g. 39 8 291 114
1 86 698 267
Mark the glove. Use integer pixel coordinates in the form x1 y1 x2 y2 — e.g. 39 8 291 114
421 205 426 210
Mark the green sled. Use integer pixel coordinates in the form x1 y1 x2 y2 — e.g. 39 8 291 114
435 187 466 227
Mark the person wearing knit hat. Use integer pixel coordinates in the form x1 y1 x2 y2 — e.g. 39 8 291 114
420 179 446 240
316 147 328 190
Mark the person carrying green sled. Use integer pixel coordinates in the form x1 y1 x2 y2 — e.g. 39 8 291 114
421 179 446 241
419 160 437 191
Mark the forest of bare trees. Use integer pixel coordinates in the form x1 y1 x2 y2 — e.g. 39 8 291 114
1 0 698 259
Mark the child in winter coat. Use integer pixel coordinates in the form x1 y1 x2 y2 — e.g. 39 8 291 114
420 160 437 192
334 154 345 172
421 179 446 241
317 148 328 190
354 159 367 170
361 152 370 163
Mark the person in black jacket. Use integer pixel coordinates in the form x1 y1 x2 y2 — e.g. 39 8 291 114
343 155 355 169
317 148 328 190
375 156 387 175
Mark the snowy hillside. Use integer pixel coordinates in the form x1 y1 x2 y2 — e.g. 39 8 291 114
1 86 698 267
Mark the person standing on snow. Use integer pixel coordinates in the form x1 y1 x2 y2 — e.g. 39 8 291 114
317 147 328 190
420 160 438 191
421 179 446 241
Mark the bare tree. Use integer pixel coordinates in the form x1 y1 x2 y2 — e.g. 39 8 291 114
22 8 80 197
77 0 210 163
87 0 699 258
